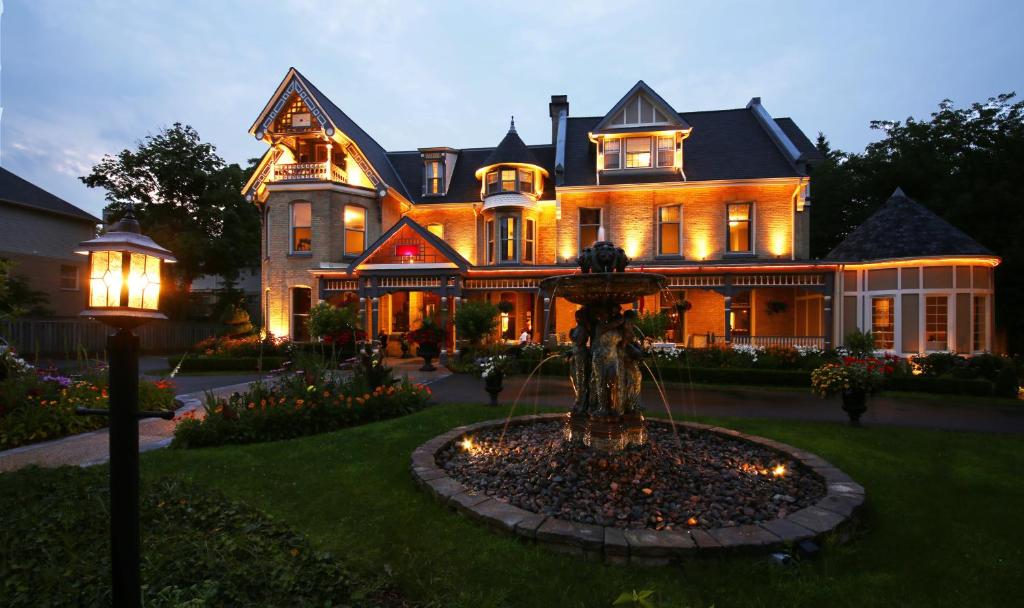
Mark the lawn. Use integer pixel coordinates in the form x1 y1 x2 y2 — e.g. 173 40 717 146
131 403 1024 608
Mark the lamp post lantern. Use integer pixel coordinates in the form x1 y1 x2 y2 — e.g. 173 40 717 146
75 208 176 608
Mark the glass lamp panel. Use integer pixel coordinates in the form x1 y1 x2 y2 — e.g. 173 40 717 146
127 253 147 308
143 255 161 310
92 250 123 307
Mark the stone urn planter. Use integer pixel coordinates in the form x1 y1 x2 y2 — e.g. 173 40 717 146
484 371 504 406
841 389 868 426
417 344 439 372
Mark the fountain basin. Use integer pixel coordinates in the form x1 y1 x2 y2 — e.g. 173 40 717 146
540 272 666 306
412 415 864 565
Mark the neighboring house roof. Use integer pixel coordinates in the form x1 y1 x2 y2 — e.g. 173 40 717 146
827 188 995 262
386 145 556 204
480 120 542 169
0 166 100 223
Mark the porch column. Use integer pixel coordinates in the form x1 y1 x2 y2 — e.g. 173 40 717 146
371 297 380 340
452 296 461 354
440 296 449 352
724 295 733 344
823 272 835 350
543 295 554 346
359 297 367 335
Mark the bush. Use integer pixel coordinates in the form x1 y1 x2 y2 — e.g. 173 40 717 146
454 301 499 347
175 356 286 373
191 335 292 358
993 366 1021 398
0 467 392 607
172 375 432 449
634 311 669 341
844 329 876 356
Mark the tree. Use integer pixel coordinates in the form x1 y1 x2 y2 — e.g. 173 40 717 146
80 124 260 318
454 301 499 348
0 259 52 319
811 93 1024 353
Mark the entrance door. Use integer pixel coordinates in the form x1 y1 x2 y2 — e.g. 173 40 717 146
291 287 312 341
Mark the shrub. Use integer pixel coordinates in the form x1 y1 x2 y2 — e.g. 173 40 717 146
0 467 391 607
172 376 432 448
191 335 292 358
634 311 669 341
993 366 1021 398
454 300 499 346
844 329 876 356
220 301 254 338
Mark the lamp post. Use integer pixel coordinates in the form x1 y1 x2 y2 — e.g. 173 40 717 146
75 208 176 608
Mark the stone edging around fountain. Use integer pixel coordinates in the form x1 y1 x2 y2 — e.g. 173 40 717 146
410 414 865 566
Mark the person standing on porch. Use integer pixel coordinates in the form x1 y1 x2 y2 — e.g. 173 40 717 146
519 329 531 345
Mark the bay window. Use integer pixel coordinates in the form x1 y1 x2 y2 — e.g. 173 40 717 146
486 219 495 264
499 216 518 262
486 171 499 195
524 218 535 262
727 202 753 253
500 169 516 192
579 208 601 252
343 205 365 256
658 205 681 255
624 137 652 168
484 167 537 195
519 169 534 195
290 201 311 253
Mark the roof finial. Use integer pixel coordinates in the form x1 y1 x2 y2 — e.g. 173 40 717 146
509 115 516 133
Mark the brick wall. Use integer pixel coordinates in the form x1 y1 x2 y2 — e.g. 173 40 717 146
683 289 725 343
406 205 478 263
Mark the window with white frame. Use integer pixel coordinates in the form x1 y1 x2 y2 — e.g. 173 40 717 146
486 171 499 195
579 208 601 252
499 215 518 262
425 160 443 194
519 169 534 195
343 206 365 256
291 201 312 253
658 205 681 255
486 219 495 264
973 296 987 352
624 137 652 168
657 136 674 167
871 297 895 349
727 202 753 253
524 218 535 262
59 264 79 290
604 139 620 169
925 295 948 351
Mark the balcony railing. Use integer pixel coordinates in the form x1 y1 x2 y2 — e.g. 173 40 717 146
272 161 348 184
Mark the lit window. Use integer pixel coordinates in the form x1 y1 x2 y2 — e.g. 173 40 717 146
426 160 443 194
486 219 495 264
657 136 674 167
486 171 499 195
59 264 79 290
501 169 516 192
499 216 518 262
658 205 681 255
524 218 535 262
344 206 365 256
291 201 311 253
579 208 601 251
604 139 620 169
872 297 895 349
427 223 444 239
925 296 948 351
973 296 987 352
625 137 652 168
292 287 311 342
519 169 534 195
727 203 752 253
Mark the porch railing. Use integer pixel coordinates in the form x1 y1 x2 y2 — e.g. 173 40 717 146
730 335 826 348
272 161 348 184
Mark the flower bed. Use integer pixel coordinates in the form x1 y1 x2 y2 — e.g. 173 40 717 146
180 335 294 372
172 374 432 448
0 350 175 450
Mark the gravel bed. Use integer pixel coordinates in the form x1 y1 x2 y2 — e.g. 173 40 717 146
437 420 826 530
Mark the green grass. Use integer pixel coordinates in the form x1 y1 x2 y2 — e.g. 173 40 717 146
137 404 1024 608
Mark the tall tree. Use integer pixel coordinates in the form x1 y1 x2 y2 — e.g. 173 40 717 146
812 93 1024 353
80 124 260 318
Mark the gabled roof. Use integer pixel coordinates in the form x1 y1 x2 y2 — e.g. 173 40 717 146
348 215 471 271
387 145 556 204
249 68 412 201
562 108 812 186
827 188 995 262
591 80 689 133
0 166 99 224
478 119 543 171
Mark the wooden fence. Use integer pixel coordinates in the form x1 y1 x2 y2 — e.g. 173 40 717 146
1 318 222 356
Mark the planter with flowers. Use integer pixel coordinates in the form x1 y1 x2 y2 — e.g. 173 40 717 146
480 355 511 406
406 319 445 371
811 356 897 425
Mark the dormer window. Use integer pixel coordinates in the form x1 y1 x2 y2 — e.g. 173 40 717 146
484 166 537 196
604 139 620 169
602 136 675 170
625 137 652 168
657 136 674 167
425 160 443 195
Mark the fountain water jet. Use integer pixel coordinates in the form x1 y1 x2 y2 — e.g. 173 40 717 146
540 240 665 451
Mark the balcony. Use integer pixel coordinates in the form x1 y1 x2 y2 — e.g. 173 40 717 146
272 161 347 184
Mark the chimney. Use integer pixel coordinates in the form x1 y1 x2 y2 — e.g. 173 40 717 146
549 94 569 144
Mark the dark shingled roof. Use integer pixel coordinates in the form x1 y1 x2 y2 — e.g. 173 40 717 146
387 145 555 204
480 123 541 169
775 117 825 163
561 108 815 186
0 166 99 223
827 189 994 261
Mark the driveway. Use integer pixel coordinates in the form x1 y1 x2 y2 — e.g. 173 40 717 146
428 373 1024 433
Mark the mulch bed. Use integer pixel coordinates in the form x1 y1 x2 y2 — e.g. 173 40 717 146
437 420 826 530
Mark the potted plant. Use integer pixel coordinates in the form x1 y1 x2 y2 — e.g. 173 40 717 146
811 356 896 425
399 334 411 358
406 318 445 371
480 355 509 406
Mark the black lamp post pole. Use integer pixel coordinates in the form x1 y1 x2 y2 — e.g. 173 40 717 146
108 326 141 608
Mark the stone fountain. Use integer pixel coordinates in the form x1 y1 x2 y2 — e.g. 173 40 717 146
540 240 665 451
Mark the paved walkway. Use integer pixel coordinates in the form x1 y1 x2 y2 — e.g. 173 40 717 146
0 357 449 473
428 374 1024 433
